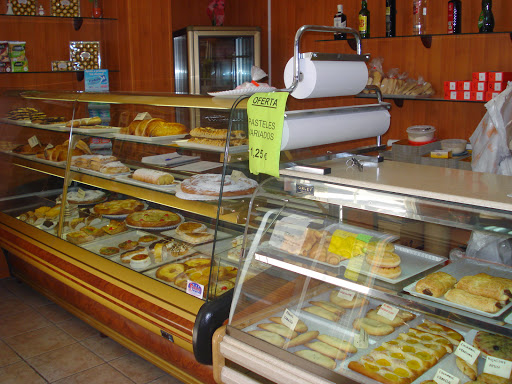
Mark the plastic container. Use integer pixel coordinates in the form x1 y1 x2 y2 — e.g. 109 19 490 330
407 125 436 144
441 139 467 155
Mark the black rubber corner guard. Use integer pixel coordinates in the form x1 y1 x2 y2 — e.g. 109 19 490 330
193 289 233 365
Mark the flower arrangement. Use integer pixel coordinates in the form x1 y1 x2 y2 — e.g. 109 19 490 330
207 0 225 26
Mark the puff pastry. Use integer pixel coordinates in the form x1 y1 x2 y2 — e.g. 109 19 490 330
444 288 503 313
455 273 512 301
415 271 457 297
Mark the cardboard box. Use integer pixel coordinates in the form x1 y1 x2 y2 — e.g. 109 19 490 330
472 72 488 82
10 60 28 72
456 81 472 91
457 91 472 100
471 81 488 91
488 81 508 92
488 72 512 82
486 91 500 101
471 91 485 101
0 62 10 72
444 90 458 100
444 81 457 91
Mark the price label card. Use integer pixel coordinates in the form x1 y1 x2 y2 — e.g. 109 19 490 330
281 308 299 331
354 328 368 349
186 280 204 299
377 303 399 321
28 135 40 148
484 356 512 379
337 287 356 301
231 170 245 182
433 368 460 384
77 188 86 200
269 214 312 255
133 112 152 121
247 92 289 177
455 341 480 366
344 256 364 281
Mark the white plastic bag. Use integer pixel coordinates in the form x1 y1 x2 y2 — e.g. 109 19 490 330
465 230 512 266
470 84 512 174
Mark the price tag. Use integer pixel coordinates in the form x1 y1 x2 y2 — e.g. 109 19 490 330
28 135 40 148
344 255 364 281
337 287 356 301
433 368 460 384
377 303 399 321
455 341 480 366
354 328 368 349
268 214 311 254
281 308 299 331
484 356 512 379
133 112 152 121
231 170 245 182
77 188 86 200
186 280 204 299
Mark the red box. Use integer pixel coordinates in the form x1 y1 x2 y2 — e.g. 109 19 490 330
488 82 508 92
444 90 458 100
471 91 485 101
457 91 472 100
472 72 488 82
485 91 500 101
471 81 488 92
456 81 472 91
488 72 512 82
444 81 457 91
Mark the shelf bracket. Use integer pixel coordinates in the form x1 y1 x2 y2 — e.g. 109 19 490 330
510 32 512 42
420 35 432 49
73 17 83 31
393 99 404 108
75 72 84 82
347 38 357 52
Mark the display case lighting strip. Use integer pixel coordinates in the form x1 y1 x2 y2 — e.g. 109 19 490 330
254 252 370 296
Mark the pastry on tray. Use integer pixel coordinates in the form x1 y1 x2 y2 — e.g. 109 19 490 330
93 199 144 216
179 173 257 198
473 331 512 361
455 273 512 302
125 209 182 228
62 189 106 205
444 288 503 314
121 118 187 137
415 271 457 298
101 219 127 235
132 169 174 185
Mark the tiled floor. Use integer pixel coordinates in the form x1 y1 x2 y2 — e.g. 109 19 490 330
0 277 187 384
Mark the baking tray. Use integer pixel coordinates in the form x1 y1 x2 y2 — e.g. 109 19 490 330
341 245 446 284
114 174 180 192
175 184 254 201
113 132 187 143
173 139 248 154
82 229 156 258
404 258 512 318
64 126 121 134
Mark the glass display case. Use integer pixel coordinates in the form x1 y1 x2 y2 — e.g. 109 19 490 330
224 167 512 384
0 89 262 369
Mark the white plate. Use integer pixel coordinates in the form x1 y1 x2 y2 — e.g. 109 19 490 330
125 212 184 231
161 226 231 245
208 87 277 98
29 123 68 131
114 174 179 192
70 165 132 178
404 258 512 318
173 139 248 154
175 184 253 201
113 132 187 143
64 126 121 134
342 244 445 284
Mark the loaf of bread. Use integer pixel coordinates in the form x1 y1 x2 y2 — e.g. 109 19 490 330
132 169 174 185
99 161 130 174
121 118 187 137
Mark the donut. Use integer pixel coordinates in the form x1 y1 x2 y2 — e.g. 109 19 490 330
156 263 186 282
365 251 401 268
365 241 395 253
370 265 402 279
180 174 258 197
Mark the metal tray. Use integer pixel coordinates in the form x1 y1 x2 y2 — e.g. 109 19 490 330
404 258 512 318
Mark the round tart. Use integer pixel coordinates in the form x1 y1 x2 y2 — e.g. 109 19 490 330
120 247 146 263
126 209 182 228
99 246 119 256
138 234 158 244
473 331 512 360
175 222 207 235
93 199 144 216
118 240 139 250
156 263 186 282
64 190 106 205
165 241 191 257
180 174 258 197
130 253 151 269
178 232 214 244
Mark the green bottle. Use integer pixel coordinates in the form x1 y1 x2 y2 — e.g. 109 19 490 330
358 0 370 38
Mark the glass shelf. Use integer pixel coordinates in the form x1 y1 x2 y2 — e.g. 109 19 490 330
320 30 512 41
356 93 487 107
0 70 119 82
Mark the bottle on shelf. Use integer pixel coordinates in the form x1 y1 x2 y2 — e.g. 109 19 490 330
478 0 494 33
358 0 370 38
448 0 461 34
386 0 396 37
412 0 427 35
334 4 347 40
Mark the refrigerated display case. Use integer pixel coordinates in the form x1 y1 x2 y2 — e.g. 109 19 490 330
173 26 261 95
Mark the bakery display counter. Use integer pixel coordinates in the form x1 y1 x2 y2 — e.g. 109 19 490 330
0 88 261 383
216 166 512 384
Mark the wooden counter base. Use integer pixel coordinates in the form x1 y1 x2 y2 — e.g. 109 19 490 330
0 223 215 384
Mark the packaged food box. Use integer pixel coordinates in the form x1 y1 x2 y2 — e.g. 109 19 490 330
444 90 457 100
11 60 29 72
456 81 471 91
10 0 37 15
8 41 26 62
472 72 488 82
488 81 509 92
443 81 457 91
69 41 101 70
486 91 500 101
0 42 9 63
471 91 485 101
457 91 471 101
51 60 79 71
50 0 80 17
0 62 10 72
471 81 487 92
488 72 512 82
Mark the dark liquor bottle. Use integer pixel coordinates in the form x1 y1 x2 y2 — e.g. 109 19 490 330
448 0 461 34
386 0 396 37
479 0 494 33
334 4 347 40
359 0 370 38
